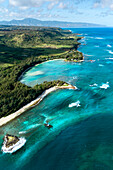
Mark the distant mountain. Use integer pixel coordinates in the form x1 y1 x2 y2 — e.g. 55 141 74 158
0 18 106 28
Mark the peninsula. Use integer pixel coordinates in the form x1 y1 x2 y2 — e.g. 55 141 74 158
0 26 83 123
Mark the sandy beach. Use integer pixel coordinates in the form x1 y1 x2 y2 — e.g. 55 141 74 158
0 84 77 127
18 59 65 81
35 59 65 66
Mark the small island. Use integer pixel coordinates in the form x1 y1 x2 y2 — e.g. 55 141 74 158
2 134 26 153
0 26 83 125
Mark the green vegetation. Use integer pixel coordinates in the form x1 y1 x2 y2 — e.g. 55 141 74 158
65 50 84 62
3 134 19 148
0 26 83 118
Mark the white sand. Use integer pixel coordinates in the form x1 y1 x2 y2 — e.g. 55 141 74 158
35 59 65 66
0 85 77 127
28 71 44 76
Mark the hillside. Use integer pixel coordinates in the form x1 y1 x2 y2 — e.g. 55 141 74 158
0 26 82 65
0 26 83 118
0 18 106 28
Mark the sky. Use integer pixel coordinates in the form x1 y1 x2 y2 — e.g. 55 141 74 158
0 0 113 26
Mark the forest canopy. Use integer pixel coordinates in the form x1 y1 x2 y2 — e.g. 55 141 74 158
0 26 83 118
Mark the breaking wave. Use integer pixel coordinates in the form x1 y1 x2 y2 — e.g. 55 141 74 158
25 124 41 130
100 82 110 89
69 101 81 108
99 64 104 67
73 76 78 80
2 138 26 154
85 54 94 57
105 57 113 60
89 83 98 87
95 37 104 40
107 44 112 48
107 50 113 54
19 131 27 134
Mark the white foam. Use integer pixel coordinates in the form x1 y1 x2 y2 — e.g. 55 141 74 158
100 82 110 89
2 137 26 154
95 37 104 39
89 83 98 87
105 57 113 60
88 37 94 39
26 124 41 130
107 50 113 54
19 131 27 134
69 101 81 108
85 54 93 57
27 71 44 76
74 86 78 90
73 76 77 80
107 44 112 48
99 64 104 67
95 45 99 48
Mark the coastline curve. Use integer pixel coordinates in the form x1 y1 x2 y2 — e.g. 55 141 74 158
0 84 77 127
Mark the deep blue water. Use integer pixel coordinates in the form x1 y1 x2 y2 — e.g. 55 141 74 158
1 28 113 169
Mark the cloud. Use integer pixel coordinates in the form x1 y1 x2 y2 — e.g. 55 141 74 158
110 4 113 10
3 9 65 20
9 0 42 8
9 0 69 11
0 0 5 3
7 0 113 11
71 0 113 11
58 2 67 9
93 2 100 8
9 0 62 9
0 7 8 13
48 1 58 10
93 0 113 10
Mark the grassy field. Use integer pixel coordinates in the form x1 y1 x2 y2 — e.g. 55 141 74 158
0 26 82 66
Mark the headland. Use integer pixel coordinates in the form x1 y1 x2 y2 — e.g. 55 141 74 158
0 26 83 123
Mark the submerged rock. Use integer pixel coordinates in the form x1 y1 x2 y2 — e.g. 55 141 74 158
2 134 26 153
44 123 53 129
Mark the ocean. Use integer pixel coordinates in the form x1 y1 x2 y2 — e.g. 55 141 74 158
1 28 113 169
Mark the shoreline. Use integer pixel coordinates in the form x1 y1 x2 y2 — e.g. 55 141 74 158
0 84 77 127
1 35 84 127
35 59 65 66
19 57 84 82
19 59 65 81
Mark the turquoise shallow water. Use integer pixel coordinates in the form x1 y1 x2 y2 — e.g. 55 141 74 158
1 28 113 169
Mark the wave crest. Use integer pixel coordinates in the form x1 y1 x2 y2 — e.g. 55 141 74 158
2 137 26 154
107 44 112 48
69 101 81 108
100 82 110 89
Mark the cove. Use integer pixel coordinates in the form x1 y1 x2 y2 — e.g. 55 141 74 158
1 28 113 169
